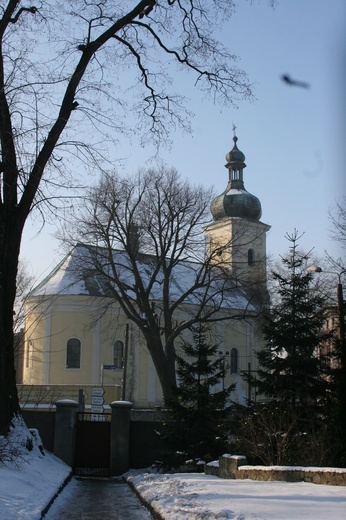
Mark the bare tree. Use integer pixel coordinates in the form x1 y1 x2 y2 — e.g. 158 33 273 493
14 261 34 332
329 197 346 251
0 1 254 433
327 197 346 275
62 168 262 401
12 261 34 384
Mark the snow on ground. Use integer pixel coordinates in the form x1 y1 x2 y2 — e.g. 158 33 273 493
0 452 71 520
0 452 70 520
1 449 346 519
0 418 71 520
127 471 346 520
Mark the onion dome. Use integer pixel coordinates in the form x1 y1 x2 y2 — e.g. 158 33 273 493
210 134 262 221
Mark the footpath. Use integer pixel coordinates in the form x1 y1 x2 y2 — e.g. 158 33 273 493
43 477 153 520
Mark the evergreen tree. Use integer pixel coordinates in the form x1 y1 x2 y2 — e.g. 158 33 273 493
253 231 332 408
163 324 234 465
236 231 336 466
328 335 346 465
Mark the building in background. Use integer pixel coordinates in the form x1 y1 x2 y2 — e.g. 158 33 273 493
21 134 270 408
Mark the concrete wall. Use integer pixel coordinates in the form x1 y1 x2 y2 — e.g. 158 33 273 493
21 406 169 471
130 420 170 468
21 409 56 452
205 455 346 486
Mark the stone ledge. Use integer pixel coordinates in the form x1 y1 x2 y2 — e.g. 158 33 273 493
205 455 346 486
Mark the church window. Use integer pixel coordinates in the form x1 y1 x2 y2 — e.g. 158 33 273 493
230 348 238 374
66 338 81 369
113 340 124 369
248 248 255 266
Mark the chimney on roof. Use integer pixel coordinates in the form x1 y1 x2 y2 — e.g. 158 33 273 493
127 223 140 256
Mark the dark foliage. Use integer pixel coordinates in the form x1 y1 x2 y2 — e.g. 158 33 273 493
327 336 346 466
233 401 338 467
238 231 343 466
248 231 332 408
162 324 234 466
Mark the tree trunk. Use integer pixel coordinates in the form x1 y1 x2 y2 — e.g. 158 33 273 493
0 218 22 434
144 334 177 402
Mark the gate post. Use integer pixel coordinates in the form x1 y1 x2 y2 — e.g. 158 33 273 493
54 399 79 467
110 401 132 476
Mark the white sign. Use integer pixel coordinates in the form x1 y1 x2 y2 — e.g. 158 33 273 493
91 396 104 406
91 405 104 414
92 387 105 397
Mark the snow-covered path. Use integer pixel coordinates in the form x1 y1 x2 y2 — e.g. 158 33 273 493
1 452 346 519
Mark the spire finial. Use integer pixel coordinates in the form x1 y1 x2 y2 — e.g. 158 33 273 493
232 123 238 143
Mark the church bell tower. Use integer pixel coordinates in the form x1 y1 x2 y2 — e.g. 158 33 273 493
205 132 270 288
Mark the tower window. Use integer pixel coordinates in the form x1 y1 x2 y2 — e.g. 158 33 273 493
66 338 81 369
230 348 238 374
248 249 255 266
113 340 124 369
233 169 240 180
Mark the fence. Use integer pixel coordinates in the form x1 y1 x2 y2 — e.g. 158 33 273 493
22 402 169 475
17 384 122 409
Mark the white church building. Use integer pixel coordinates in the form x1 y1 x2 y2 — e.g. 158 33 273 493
21 134 270 409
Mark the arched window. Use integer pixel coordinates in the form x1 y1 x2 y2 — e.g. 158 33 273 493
113 340 124 369
230 348 238 374
66 338 81 369
248 248 255 266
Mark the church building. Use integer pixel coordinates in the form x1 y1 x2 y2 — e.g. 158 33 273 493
21 134 270 409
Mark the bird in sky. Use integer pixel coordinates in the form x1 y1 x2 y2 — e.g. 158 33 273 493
281 74 310 89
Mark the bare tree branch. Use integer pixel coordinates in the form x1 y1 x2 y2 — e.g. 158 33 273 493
0 0 255 433
59 168 264 400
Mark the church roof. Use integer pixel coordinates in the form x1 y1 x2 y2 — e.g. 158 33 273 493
29 243 260 312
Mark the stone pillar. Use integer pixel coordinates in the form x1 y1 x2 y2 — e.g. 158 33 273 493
110 401 132 476
219 454 248 479
54 399 79 467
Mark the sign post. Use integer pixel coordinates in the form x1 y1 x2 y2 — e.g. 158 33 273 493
91 386 105 416
101 363 117 387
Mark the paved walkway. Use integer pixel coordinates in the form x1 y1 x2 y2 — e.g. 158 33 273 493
43 477 153 519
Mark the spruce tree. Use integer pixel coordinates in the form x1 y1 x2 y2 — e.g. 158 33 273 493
254 231 331 408
163 323 234 465
236 231 335 466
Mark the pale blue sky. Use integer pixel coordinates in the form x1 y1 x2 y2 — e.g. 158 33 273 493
21 0 346 282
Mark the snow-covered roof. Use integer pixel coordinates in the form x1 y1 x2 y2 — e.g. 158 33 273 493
29 244 259 312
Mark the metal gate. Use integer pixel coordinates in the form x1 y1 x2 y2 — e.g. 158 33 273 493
74 412 111 477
